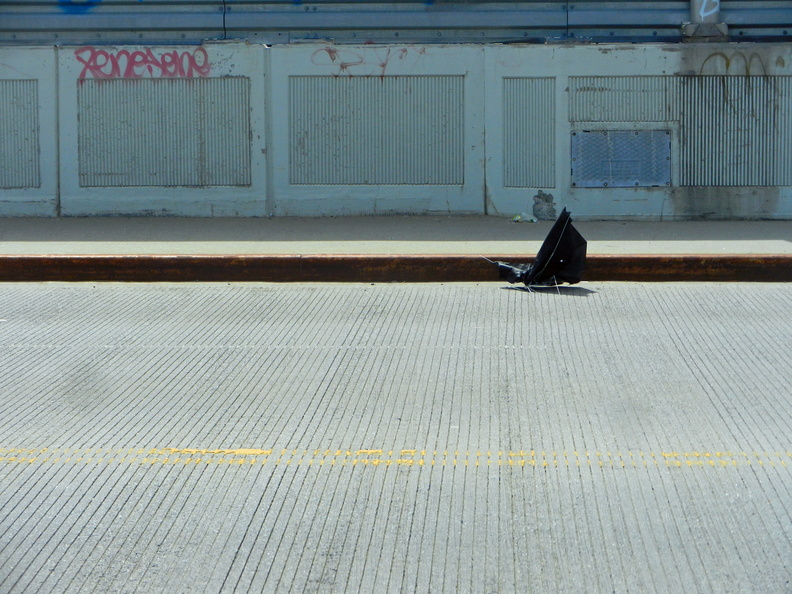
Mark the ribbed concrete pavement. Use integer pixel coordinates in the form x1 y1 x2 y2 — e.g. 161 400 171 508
1 282 790 592
1 216 791 281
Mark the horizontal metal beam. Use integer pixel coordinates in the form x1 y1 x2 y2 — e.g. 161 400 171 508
1 254 790 282
0 13 224 31
0 0 790 44
224 8 568 30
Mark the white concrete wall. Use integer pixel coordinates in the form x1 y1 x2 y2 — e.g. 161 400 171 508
269 44 485 216
1 42 791 219
485 43 792 219
58 43 268 216
0 48 58 216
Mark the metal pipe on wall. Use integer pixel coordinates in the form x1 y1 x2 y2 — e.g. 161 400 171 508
684 0 727 40
690 0 720 25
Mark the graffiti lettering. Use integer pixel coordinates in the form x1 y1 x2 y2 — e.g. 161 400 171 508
75 46 211 80
59 0 101 14
60 0 142 14
699 51 769 76
311 46 425 78
698 0 720 20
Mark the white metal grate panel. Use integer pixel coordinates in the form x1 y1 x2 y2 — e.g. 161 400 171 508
77 78 252 188
289 75 464 185
679 76 792 187
0 80 40 189
569 76 679 123
503 77 555 188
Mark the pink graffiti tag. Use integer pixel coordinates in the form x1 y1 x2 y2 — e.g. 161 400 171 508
75 46 211 79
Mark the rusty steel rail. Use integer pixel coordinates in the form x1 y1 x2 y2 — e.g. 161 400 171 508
0 254 790 283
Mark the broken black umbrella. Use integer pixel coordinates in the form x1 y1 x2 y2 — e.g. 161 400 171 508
486 208 587 287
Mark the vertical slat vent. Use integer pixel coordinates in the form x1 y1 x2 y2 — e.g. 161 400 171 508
503 77 555 188
289 76 464 185
78 78 251 187
680 76 792 187
569 76 679 123
0 80 40 189
569 75 792 187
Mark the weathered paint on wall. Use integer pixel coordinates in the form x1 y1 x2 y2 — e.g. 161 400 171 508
1 42 791 219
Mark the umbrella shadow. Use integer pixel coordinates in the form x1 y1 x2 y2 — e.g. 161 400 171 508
502 285 597 297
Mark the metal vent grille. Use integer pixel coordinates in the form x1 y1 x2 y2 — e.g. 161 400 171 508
78 78 251 188
0 80 40 189
571 130 671 188
680 76 792 187
289 76 464 185
503 77 555 188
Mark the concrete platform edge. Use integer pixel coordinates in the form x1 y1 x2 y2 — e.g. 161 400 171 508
0 254 790 282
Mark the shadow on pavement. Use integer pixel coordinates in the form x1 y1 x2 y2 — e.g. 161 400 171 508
502 285 598 297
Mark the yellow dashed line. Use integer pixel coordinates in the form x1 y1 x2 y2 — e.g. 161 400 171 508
1 448 790 469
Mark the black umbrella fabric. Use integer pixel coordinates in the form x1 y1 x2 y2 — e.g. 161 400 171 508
493 208 587 287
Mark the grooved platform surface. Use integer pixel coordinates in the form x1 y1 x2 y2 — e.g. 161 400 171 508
0 283 790 593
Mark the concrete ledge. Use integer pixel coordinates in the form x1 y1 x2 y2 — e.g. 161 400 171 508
0 254 790 282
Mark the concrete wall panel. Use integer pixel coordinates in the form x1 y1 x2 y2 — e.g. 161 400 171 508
58 42 267 216
269 44 485 216
0 47 57 216
485 43 792 220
